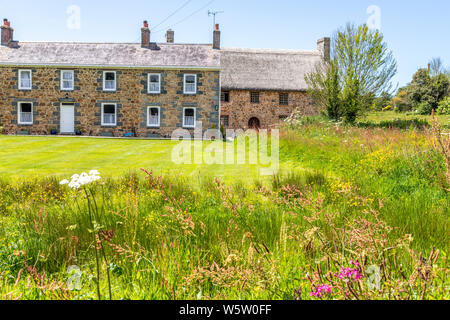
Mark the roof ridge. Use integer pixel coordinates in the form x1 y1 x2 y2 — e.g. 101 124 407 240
222 47 320 55
15 41 213 46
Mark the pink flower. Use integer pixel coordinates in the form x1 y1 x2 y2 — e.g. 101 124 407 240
310 284 333 298
338 267 362 281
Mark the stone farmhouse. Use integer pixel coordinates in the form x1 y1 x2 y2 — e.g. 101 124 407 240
0 19 329 137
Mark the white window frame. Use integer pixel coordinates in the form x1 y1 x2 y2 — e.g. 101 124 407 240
60 70 75 91
101 103 117 126
183 107 196 128
147 106 161 127
148 74 161 94
183 74 197 95
18 69 32 90
18 102 33 125
103 71 117 91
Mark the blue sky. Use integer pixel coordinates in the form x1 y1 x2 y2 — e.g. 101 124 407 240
1 0 449 87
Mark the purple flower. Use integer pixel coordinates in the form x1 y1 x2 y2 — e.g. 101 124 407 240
310 284 333 298
338 267 362 281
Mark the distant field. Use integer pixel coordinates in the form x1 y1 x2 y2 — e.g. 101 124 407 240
360 111 450 126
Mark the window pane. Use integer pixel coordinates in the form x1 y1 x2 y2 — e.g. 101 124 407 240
150 75 159 83
186 75 195 83
148 108 160 126
105 72 115 81
20 71 31 88
185 109 194 117
104 105 115 114
19 103 32 123
103 105 116 125
62 71 73 80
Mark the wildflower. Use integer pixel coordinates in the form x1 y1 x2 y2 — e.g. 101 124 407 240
338 267 362 281
310 284 333 298
60 170 102 190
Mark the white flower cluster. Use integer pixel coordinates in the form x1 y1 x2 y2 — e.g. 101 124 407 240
60 170 101 190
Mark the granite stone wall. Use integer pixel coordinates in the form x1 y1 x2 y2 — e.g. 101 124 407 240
0 66 220 137
220 90 317 130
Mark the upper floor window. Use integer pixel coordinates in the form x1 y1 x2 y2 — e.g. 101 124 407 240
279 93 289 106
221 91 230 102
184 74 197 94
147 107 161 127
18 102 33 125
250 92 260 104
101 103 117 126
19 70 32 90
103 71 117 91
183 107 196 128
61 70 74 91
148 74 161 94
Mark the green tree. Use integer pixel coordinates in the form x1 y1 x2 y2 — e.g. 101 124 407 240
305 23 397 123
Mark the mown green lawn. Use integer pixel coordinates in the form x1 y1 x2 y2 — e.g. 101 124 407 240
0 136 270 181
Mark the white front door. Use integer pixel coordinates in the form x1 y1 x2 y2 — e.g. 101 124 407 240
60 105 75 133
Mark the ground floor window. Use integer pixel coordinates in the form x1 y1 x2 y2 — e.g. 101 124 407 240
221 115 229 127
183 108 196 128
279 93 289 106
101 103 117 126
18 102 33 125
147 107 160 127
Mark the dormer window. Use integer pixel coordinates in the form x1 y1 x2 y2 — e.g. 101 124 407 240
19 70 32 90
148 74 161 94
103 71 117 91
184 74 197 94
61 70 74 91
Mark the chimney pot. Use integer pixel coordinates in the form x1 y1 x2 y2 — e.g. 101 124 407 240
213 24 221 50
1 18 13 46
166 29 174 43
141 20 150 48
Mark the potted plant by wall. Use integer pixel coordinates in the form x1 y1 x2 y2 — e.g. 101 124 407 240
50 127 58 135
75 126 82 136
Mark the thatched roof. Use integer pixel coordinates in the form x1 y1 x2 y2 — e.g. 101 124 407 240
0 42 220 69
220 48 322 91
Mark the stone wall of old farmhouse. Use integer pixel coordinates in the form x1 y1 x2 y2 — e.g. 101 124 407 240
220 90 317 130
0 66 220 137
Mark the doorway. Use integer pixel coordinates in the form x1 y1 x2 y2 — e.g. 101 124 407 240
60 104 75 134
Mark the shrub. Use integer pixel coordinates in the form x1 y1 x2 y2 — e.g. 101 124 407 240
437 97 450 115
417 101 433 115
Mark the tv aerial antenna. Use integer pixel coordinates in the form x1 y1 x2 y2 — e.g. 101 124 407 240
208 10 224 29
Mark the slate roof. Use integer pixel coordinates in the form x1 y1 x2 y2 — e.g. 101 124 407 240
0 42 220 69
0 42 323 91
220 48 323 91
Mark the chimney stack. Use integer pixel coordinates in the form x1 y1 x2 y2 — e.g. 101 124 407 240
1 19 14 46
166 29 174 43
213 24 220 50
317 37 331 62
141 20 150 48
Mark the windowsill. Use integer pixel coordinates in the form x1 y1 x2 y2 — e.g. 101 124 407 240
183 126 195 129
183 92 197 95
61 89 75 92
101 124 117 127
148 91 161 95
103 89 117 92
19 88 32 91
18 123 33 126
147 125 161 128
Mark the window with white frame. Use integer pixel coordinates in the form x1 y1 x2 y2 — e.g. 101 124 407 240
101 104 117 126
148 74 161 94
18 102 33 125
183 108 196 128
183 74 197 94
103 71 117 91
147 107 160 127
19 70 32 90
61 70 74 91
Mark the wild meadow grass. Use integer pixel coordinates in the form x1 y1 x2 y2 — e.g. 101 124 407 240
0 121 448 300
